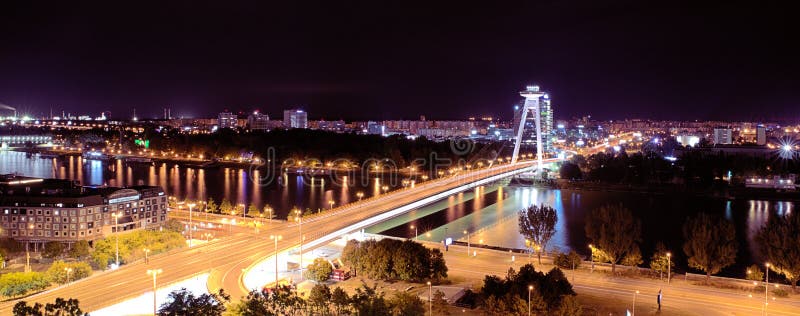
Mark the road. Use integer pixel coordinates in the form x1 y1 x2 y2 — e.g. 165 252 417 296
437 243 800 315
0 160 537 313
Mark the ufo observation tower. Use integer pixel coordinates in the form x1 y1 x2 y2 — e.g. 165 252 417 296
511 85 546 173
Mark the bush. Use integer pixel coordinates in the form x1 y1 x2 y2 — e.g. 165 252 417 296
0 272 50 298
341 239 447 282
772 287 789 298
554 251 582 270
46 261 92 284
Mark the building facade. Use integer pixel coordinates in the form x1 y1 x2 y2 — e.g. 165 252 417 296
0 175 169 248
713 127 733 145
283 109 308 129
247 111 270 131
218 111 238 129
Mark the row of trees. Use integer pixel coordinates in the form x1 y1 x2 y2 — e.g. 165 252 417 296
481 264 580 315
520 202 800 290
13 298 88 316
0 261 92 298
150 282 451 316
90 226 185 268
340 239 447 282
560 150 800 187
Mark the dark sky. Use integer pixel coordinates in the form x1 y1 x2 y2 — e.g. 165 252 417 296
0 1 798 121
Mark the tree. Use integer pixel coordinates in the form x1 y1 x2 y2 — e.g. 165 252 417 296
69 240 90 259
756 211 800 291
308 284 332 314
163 218 184 233
305 258 333 283
158 288 230 316
554 251 582 270
518 204 558 264
431 290 451 315
387 291 425 316
219 199 233 215
206 198 218 213
350 283 389 316
46 261 92 284
429 248 448 281
43 241 65 259
682 213 737 283
13 298 88 316
559 162 582 180
330 287 351 315
649 242 675 281
745 264 764 282
584 204 641 273
247 204 259 217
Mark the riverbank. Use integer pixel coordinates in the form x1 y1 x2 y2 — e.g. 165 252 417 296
554 179 800 202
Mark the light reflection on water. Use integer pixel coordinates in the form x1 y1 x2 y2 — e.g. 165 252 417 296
0 151 398 219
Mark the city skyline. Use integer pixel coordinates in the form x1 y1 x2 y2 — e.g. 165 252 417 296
1 1 798 121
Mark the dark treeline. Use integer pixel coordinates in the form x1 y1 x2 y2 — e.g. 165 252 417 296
560 150 800 188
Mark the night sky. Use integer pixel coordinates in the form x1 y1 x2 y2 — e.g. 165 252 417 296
0 1 798 121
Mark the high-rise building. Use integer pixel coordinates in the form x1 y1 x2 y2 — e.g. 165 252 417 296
218 111 237 129
247 111 270 131
283 109 308 129
512 90 554 152
713 127 732 145
756 125 767 145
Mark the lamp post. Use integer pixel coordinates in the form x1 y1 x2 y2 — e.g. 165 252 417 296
589 244 594 273
382 185 389 194
270 235 282 287
328 200 335 210
264 206 273 223
203 232 213 242
427 281 432 316
765 262 770 315
666 252 671 284
294 208 304 280
188 203 196 247
144 248 150 264
64 267 73 285
633 290 639 316
410 225 417 240
112 212 122 266
528 285 533 316
356 192 364 201
463 230 470 256
147 269 163 316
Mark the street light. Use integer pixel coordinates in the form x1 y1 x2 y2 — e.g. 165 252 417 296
410 225 417 240
328 200 335 210
589 244 594 273
270 235 282 287
666 252 671 284
427 281 432 316
463 230 471 256
144 248 150 264
765 262 770 315
64 267 73 285
203 232 213 242
356 192 364 201
112 212 122 266
188 203 196 247
295 211 304 281
528 285 533 316
147 269 163 316
264 206 273 223
633 290 639 316
381 185 389 194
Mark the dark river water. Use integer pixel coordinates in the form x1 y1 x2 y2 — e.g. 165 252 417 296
1 150 792 278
